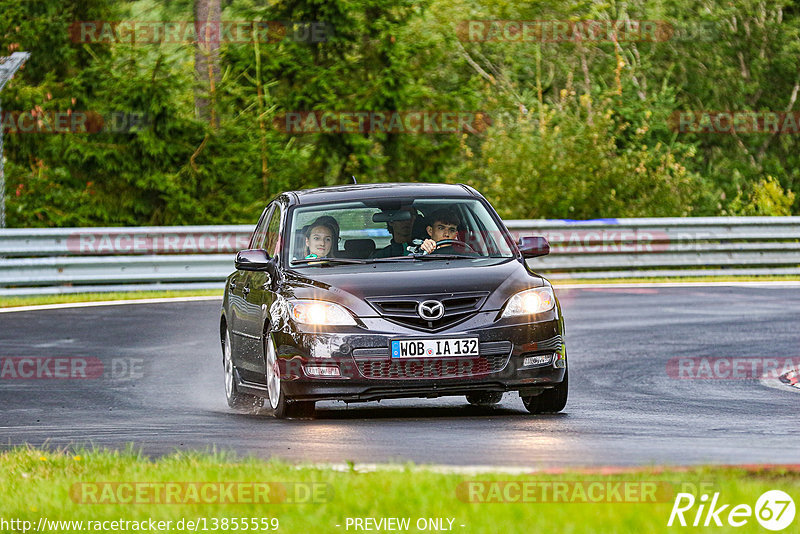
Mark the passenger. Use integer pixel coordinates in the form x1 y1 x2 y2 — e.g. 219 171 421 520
371 205 429 258
304 216 339 259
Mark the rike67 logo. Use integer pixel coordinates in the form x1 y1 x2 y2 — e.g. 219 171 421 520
668 490 795 530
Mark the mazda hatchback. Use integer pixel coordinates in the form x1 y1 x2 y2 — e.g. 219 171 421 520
220 183 567 418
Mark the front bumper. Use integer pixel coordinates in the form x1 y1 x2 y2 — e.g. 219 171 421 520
240 313 567 402
278 365 566 402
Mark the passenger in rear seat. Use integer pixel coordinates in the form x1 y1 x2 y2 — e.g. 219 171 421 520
371 205 433 258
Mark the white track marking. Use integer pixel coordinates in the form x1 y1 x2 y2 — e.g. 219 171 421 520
0 296 221 314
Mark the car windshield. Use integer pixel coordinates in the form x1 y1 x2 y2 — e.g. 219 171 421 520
287 198 515 265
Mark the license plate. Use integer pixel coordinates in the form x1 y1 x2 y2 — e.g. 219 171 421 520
390 338 479 358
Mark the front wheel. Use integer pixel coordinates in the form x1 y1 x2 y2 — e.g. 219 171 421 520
223 327 261 410
521 369 568 414
263 334 315 419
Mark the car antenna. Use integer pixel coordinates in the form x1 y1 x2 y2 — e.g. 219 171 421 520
351 175 357 184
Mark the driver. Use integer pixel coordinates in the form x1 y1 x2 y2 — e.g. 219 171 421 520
421 207 463 254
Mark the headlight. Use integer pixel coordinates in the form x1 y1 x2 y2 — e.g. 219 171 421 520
501 287 556 318
288 300 357 326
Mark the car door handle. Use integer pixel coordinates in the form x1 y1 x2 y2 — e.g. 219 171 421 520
262 274 272 289
242 285 251 297
229 279 236 292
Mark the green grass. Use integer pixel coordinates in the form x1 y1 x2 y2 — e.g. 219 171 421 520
0 289 222 309
1 448 798 533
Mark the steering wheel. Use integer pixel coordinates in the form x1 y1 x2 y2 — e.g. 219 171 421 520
434 239 476 253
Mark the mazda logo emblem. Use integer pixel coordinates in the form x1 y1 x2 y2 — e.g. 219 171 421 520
418 300 445 321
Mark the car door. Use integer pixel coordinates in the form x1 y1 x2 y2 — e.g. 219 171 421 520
229 205 272 383
238 202 283 383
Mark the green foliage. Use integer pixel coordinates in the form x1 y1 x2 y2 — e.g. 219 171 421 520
456 91 701 219
729 176 796 216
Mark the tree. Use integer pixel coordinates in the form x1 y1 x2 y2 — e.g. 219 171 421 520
194 0 221 123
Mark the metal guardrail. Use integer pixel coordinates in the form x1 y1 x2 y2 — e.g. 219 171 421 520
1 217 799 295
508 216 800 279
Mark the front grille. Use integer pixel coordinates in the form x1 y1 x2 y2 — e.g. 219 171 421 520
366 292 489 331
353 340 512 379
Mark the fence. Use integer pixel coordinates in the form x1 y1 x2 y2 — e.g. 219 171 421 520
1 217 799 295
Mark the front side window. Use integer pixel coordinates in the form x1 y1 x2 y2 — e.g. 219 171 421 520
264 204 282 256
287 198 514 264
249 206 272 249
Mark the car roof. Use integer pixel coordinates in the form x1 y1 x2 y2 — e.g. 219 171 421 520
287 183 478 205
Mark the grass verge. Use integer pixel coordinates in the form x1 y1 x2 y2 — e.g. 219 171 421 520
1 448 798 533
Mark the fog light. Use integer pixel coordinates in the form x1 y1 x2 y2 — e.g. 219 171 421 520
522 354 553 367
304 365 341 377
554 342 567 368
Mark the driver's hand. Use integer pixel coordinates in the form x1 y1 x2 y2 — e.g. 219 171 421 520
420 239 437 254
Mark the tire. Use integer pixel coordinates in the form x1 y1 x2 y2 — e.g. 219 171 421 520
465 392 503 406
223 327 262 410
521 369 568 414
263 333 315 419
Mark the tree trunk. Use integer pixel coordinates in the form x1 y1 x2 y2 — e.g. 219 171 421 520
194 0 221 124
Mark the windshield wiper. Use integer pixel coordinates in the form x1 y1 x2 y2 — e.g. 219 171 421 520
367 256 418 262
291 257 367 266
369 254 476 262
414 253 476 260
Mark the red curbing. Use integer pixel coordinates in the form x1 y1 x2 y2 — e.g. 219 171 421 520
779 369 799 388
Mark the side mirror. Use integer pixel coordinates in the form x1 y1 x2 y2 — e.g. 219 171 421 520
518 236 550 258
235 249 272 271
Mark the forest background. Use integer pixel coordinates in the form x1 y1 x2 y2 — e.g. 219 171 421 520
1 0 798 227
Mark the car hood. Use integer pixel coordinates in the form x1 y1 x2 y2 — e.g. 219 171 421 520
282 258 545 316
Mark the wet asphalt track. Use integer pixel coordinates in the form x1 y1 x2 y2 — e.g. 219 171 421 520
1 285 798 468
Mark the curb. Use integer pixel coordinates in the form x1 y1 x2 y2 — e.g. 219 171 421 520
297 462 800 475
780 369 800 389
